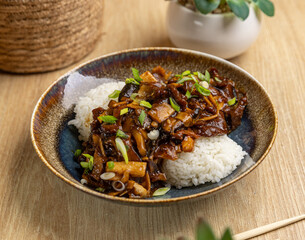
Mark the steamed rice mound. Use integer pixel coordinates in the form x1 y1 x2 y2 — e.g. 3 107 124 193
69 82 125 141
163 135 246 189
69 82 246 189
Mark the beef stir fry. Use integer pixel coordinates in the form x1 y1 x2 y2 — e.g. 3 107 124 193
75 66 247 198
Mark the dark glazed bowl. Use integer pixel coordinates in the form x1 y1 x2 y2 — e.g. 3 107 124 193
31 48 277 205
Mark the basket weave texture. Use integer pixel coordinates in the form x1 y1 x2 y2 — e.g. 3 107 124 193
0 0 103 73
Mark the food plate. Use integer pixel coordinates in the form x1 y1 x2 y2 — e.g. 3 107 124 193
31 48 277 205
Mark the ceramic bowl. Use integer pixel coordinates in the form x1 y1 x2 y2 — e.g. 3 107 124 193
31 48 277 205
167 2 262 59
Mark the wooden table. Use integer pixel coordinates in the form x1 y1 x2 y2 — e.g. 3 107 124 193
0 1 304 239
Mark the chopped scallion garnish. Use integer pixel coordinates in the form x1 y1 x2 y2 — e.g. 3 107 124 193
82 154 94 170
131 68 142 82
130 93 139 100
80 162 89 168
115 137 128 164
98 115 118 124
193 71 204 81
214 77 222 82
107 161 115 170
194 83 210 96
108 90 121 99
125 78 140 85
185 90 198 99
204 70 210 83
181 70 191 76
140 100 152 109
176 77 193 84
228 97 236 106
96 187 105 193
116 129 129 139
138 110 146 126
120 108 129 115
185 90 191 99
153 187 171 196
190 74 199 83
169 97 180 112
74 149 82 157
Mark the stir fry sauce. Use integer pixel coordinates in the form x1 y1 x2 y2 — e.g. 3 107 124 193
76 66 247 198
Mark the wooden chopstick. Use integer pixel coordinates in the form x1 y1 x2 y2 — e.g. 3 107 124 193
234 214 305 240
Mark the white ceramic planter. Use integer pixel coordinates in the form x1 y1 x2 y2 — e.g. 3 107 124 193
167 2 262 59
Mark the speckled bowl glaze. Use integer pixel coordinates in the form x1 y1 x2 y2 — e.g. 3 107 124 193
31 48 277 205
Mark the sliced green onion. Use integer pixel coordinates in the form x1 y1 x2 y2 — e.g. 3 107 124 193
181 70 191 76
214 77 222 82
125 78 140 85
120 108 129 115
185 90 198 99
116 129 129 139
138 110 146 126
190 74 199 83
115 138 128 164
169 97 180 112
140 100 152 109
108 90 121 99
80 162 89 168
194 83 210 96
82 154 94 170
228 97 236 106
176 77 193 84
96 187 105 193
185 90 192 99
131 68 142 82
98 115 118 124
153 187 171 196
194 71 205 81
74 149 82 157
204 70 210 83
107 161 115 170
130 93 139 100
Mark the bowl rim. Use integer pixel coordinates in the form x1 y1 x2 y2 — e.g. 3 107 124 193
30 47 278 205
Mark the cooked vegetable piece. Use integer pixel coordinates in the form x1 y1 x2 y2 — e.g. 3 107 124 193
182 136 195 152
140 71 158 83
105 161 147 177
132 129 147 156
148 102 175 123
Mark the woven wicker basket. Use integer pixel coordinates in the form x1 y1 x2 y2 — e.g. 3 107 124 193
0 0 103 73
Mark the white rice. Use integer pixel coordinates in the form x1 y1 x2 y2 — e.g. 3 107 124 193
70 83 246 188
163 135 246 188
68 81 125 141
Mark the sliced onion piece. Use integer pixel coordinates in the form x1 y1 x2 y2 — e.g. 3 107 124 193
100 172 115 180
112 180 126 192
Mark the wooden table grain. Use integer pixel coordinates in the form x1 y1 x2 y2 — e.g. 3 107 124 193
0 0 304 239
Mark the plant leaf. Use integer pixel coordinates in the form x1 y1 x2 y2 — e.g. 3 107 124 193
221 228 233 240
196 220 216 240
194 0 221 14
254 0 274 16
227 0 249 20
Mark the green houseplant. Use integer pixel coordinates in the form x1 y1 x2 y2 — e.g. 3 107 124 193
189 0 274 20
167 0 275 58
